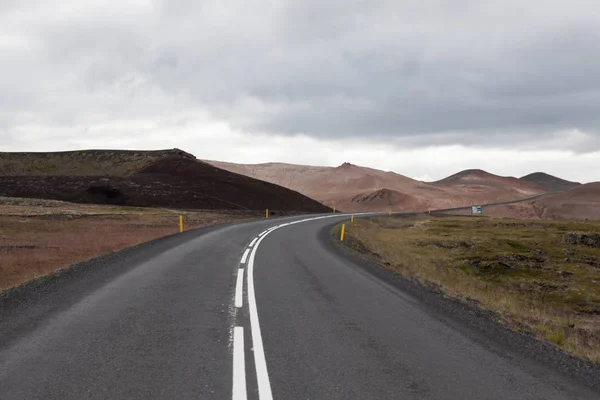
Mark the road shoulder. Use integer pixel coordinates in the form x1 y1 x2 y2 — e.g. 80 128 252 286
318 220 600 394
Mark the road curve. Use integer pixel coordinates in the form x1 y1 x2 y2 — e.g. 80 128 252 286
0 214 598 399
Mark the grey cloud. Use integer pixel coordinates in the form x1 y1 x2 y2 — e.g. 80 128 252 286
1 0 600 152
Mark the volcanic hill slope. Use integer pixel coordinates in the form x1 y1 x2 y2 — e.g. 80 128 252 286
206 161 546 212
520 172 581 193
207 161 435 211
0 149 330 212
431 169 544 205
486 182 600 220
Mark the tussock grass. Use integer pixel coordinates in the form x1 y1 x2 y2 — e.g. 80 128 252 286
339 215 600 364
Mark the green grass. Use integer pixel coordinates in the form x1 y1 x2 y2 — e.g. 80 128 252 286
338 215 600 364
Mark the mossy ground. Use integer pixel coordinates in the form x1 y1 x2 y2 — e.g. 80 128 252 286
337 215 600 363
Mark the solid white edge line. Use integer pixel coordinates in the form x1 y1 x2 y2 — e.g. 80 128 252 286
235 269 244 308
247 213 353 400
247 235 273 400
240 248 251 264
232 327 247 400
249 237 259 247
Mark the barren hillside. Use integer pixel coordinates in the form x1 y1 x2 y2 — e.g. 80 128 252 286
0 150 330 213
207 160 546 212
485 183 600 220
0 149 178 176
431 169 542 206
207 161 423 200
520 172 581 193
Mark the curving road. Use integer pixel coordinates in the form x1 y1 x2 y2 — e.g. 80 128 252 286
1 214 598 399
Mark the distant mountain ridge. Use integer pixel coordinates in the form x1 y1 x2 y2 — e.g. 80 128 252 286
433 169 493 183
433 169 539 192
520 172 581 193
206 160 574 212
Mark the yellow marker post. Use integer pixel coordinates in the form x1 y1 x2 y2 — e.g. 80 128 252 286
179 215 183 233
333 206 336 213
340 224 346 241
388 209 392 216
266 209 269 218
351 214 354 223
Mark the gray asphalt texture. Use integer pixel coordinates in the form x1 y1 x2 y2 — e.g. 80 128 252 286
1 214 599 399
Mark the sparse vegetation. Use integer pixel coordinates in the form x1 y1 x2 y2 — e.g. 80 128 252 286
0 197 257 291
337 215 600 363
0 149 332 212
0 149 186 176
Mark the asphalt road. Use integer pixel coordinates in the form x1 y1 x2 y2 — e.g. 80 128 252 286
1 214 598 399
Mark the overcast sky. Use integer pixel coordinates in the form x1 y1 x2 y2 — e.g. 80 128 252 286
1 0 599 182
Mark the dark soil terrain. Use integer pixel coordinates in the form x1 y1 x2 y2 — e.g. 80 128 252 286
0 149 330 212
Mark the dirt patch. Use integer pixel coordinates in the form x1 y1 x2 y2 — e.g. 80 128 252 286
0 200 257 291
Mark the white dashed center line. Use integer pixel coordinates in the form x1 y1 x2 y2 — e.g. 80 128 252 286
232 327 247 400
240 248 250 264
235 269 244 308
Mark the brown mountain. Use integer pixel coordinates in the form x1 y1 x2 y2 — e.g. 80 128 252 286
206 161 423 201
0 149 330 213
485 182 600 220
207 160 442 212
535 182 600 220
206 161 544 212
349 189 428 212
431 169 542 205
520 172 581 193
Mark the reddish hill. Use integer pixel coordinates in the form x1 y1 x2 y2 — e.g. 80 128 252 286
433 169 539 191
208 160 440 212
430 169 542 206
0 150 330 213
537 182 600 220
520 172 580 193
485 183 600 220
208 161 546 212
207 161 423 195
434 169 492 184
348 189 428 211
